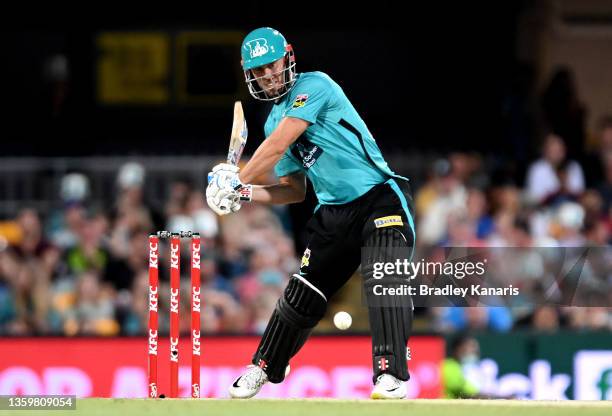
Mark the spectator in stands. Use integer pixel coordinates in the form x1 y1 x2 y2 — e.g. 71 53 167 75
64 270 118 336
201 252 235 296
550 202 586 246
105 229 147 291
417 158 468 246
526 133 585 206
465 187 495 239
0 248 17 333
186 190 219 241
120 270 148 335
250 287 282 334
597 151 612 217
531 306 560 332
444 212 484 247
584 217 610 246
164 177 193 219
433 306 513 333
116 162 147 214
47 173 90 250
65 212 109 276
583 115 612 186
564 306 612 331
234 244 286 304
110 163 154 259
204 289 248 333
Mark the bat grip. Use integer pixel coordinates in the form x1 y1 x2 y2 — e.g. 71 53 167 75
218 198 231 212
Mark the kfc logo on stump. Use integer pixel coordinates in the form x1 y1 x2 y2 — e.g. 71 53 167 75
170 242 179 269
149 285 158 312
192 329 201 356
170 337 179 363
192 243 201 269
149 242 158 268
170 288 179 314
148 329 158 355
192 384 200 398
192 287 201 313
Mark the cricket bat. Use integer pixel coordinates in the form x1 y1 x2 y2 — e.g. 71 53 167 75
227 101 248 166
219 101 248 212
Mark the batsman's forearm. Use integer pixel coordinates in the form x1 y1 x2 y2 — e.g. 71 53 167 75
239 117 308 183
252 183 305 204
239 137 285 184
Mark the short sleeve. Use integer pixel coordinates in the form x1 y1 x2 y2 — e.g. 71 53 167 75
285 76 331 124
274 152 302 178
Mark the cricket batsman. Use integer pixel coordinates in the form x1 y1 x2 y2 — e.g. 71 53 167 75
206 27 416 399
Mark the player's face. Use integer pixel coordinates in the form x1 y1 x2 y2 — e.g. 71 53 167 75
251 57 286 97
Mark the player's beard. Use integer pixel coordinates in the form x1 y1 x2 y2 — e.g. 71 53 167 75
261 77 283 97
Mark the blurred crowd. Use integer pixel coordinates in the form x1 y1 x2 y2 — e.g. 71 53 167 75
417 117 612 333
0 162 297 336
1 70 611 336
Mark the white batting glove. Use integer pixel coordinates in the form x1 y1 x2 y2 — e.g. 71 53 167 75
210 163 240 189
228 184 253 213
206 164 252 215
206 190 237 216
206 179 236 215
212 163 239 174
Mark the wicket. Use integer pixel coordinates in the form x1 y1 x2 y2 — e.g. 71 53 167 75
148 231 201 399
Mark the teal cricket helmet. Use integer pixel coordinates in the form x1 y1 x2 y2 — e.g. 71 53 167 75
241 27 296 101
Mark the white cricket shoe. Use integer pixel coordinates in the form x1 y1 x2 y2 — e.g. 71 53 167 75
370 374 407 399
229 365 268 399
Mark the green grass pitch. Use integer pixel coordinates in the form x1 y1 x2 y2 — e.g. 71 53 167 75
7 398 612 416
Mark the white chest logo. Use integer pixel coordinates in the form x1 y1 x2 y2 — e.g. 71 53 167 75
246 38 270 58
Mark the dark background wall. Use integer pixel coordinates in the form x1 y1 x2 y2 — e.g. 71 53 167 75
2 2 528 157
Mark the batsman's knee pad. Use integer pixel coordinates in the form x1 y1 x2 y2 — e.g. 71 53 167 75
362 227 414 382
253 275 327 383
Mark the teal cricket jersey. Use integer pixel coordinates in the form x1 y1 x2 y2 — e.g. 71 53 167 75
265 71 406 205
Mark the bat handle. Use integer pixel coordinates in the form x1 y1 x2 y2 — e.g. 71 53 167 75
218 199 231 212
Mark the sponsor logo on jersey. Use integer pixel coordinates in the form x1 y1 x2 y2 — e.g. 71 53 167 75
292 94 309 108
374 215 404 228
294 138 323 169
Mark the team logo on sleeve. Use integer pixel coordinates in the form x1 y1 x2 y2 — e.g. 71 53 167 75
374 215 403 228
292 94 309 108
